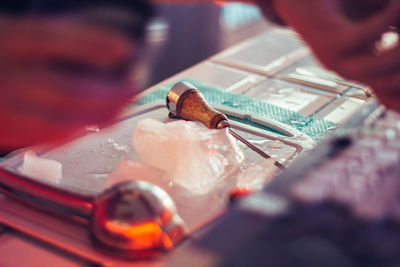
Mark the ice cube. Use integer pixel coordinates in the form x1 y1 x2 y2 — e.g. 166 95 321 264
132 118 245 194
18 150 62 184
107 159 226 230
234 159 276 190
108 118 277 230
107 159 169 189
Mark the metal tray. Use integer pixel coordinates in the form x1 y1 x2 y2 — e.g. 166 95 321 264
1 100 315 231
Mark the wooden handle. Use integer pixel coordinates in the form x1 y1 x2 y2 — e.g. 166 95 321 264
176 89 228 129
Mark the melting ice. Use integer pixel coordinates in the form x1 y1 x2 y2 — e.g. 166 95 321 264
132 118 246 194
108 118 276 228
18 150 62 184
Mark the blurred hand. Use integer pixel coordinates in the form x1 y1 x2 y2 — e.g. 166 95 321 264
269 0 400 111
0 17 137 149
339 0 391 21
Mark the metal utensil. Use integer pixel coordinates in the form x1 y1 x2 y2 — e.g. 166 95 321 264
166 82 285 169
0 167 187 258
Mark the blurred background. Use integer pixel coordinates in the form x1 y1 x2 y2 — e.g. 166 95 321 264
142 2 271 88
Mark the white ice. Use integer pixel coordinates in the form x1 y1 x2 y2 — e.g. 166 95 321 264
107 118 276 229
132 118 246 194
234 159 276 191
18 150 62 184
107 159 169 189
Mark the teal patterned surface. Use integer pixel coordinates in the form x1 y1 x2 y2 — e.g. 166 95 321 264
135 79 336 141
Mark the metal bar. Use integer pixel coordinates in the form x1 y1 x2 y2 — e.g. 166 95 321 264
228 129 285 169
0 167 93 219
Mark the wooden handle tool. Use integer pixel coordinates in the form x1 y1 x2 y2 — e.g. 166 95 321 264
166 82 285 169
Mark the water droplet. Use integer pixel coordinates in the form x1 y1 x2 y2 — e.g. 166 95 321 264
98 166 112 172
85 124 100 132
385 129 397 140
290 120 307 127
278 87 296 95
267 140 284 150
112 142 131 153
225 100 241 107
239 165 247 172
93 173 108 179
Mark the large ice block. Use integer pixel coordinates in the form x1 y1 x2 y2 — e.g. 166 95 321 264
107 159 169 189
132 118 245 195
107 118 277 229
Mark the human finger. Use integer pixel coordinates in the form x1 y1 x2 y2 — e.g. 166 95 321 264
364 69 400 93
339 0 391 21
332 43 400 81
345 2 400 51
274 0 400 82
373 87 400 111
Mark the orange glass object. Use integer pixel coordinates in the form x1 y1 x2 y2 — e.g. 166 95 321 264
162 234 174 250
105 221 173 250
229 187 253 203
